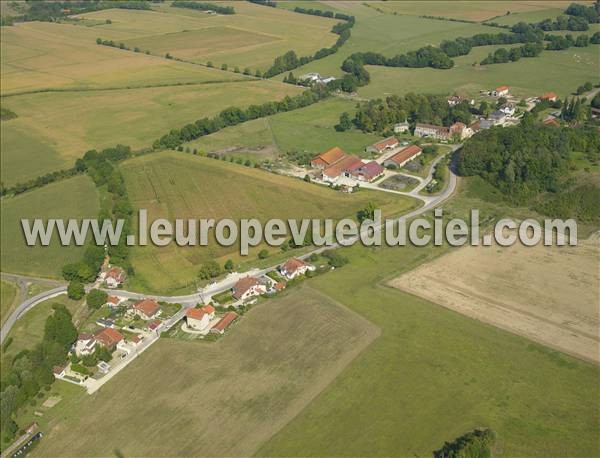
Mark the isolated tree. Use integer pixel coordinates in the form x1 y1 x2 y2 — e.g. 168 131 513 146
67 280 85 300
86 289 108 309
258 249 269 259
224 259 234 272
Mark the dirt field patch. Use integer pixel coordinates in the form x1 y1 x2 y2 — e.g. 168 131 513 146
33 287 380 457
42 397 62 409
390 234 600 364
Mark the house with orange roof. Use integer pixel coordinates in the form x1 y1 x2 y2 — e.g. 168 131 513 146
132 298 161 320
104 267 126 289
366 136 399 154
106 295 125 308
383 145 423 168
94 328 124 350
492 85 509 97
210 311 238 335
310 147 347 169
185 305 216 331
232 276 267 301
279 258 315 280
541 92 557 102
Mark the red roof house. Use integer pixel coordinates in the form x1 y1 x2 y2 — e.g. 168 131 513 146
232 277 266 301
322 155 363 182
279 258 315 279
541 92 557 102
133 299 161 320
94 328 124 349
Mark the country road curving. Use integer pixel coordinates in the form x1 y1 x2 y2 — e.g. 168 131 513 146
0 147 459 344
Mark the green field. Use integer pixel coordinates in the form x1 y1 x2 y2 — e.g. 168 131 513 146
359 44 600 99
272 5 499 81
368 0 577 22
2 79 299 186
2 294 83 358
0 280 18 327
186 98 383 159
31 287 380 457
0 175 100 278
256 181 600 457
271 2 598 100
121 151 418 293
77 2 339 72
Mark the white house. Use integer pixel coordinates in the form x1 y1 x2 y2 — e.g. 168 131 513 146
185 305 216 331
232 277 267 302
499 105 515 116
279 258 315 280
492 85 509 97
74 333 96 356
393 121 410 133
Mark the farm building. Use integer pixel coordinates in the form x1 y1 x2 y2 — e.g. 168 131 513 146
366 137 399 154
350 161 385 182
311 147 347 169
322 155 363 182
492 85 509 97
105 267 126 289
414 123 450 140
94 328 124 350
132 299 161 320
383 145 423 168
232 276 267 301
279 258 315 280
186 305 216 331
210 311 239 335
393 122 410 133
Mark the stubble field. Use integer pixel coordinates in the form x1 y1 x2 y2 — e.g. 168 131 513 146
32 286 380 457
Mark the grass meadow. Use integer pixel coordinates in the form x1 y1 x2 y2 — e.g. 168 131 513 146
359 44 600 99
186 98 383 159
121 151 418 294
368 1 577 22
31 287 380 457
2 80 300 186
0 280 18 327
257 179 600 457
0 175 99 279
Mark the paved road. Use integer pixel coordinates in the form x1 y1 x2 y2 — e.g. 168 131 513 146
0 149 459 344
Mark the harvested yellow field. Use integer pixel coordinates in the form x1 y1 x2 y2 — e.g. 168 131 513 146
390 235 600 363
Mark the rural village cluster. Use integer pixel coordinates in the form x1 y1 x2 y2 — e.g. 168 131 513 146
36 85 573 397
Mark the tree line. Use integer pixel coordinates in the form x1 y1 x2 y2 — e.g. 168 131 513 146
262 10 355 78
153 86 331 150
247 0 277 7
348 93 475 133
457 117 600 221
171 1 234 15
340 27 545 88
434 428 496 458
62 145 135 296
1 304 77 445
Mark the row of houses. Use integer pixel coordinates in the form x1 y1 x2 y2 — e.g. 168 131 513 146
311 147 385 183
